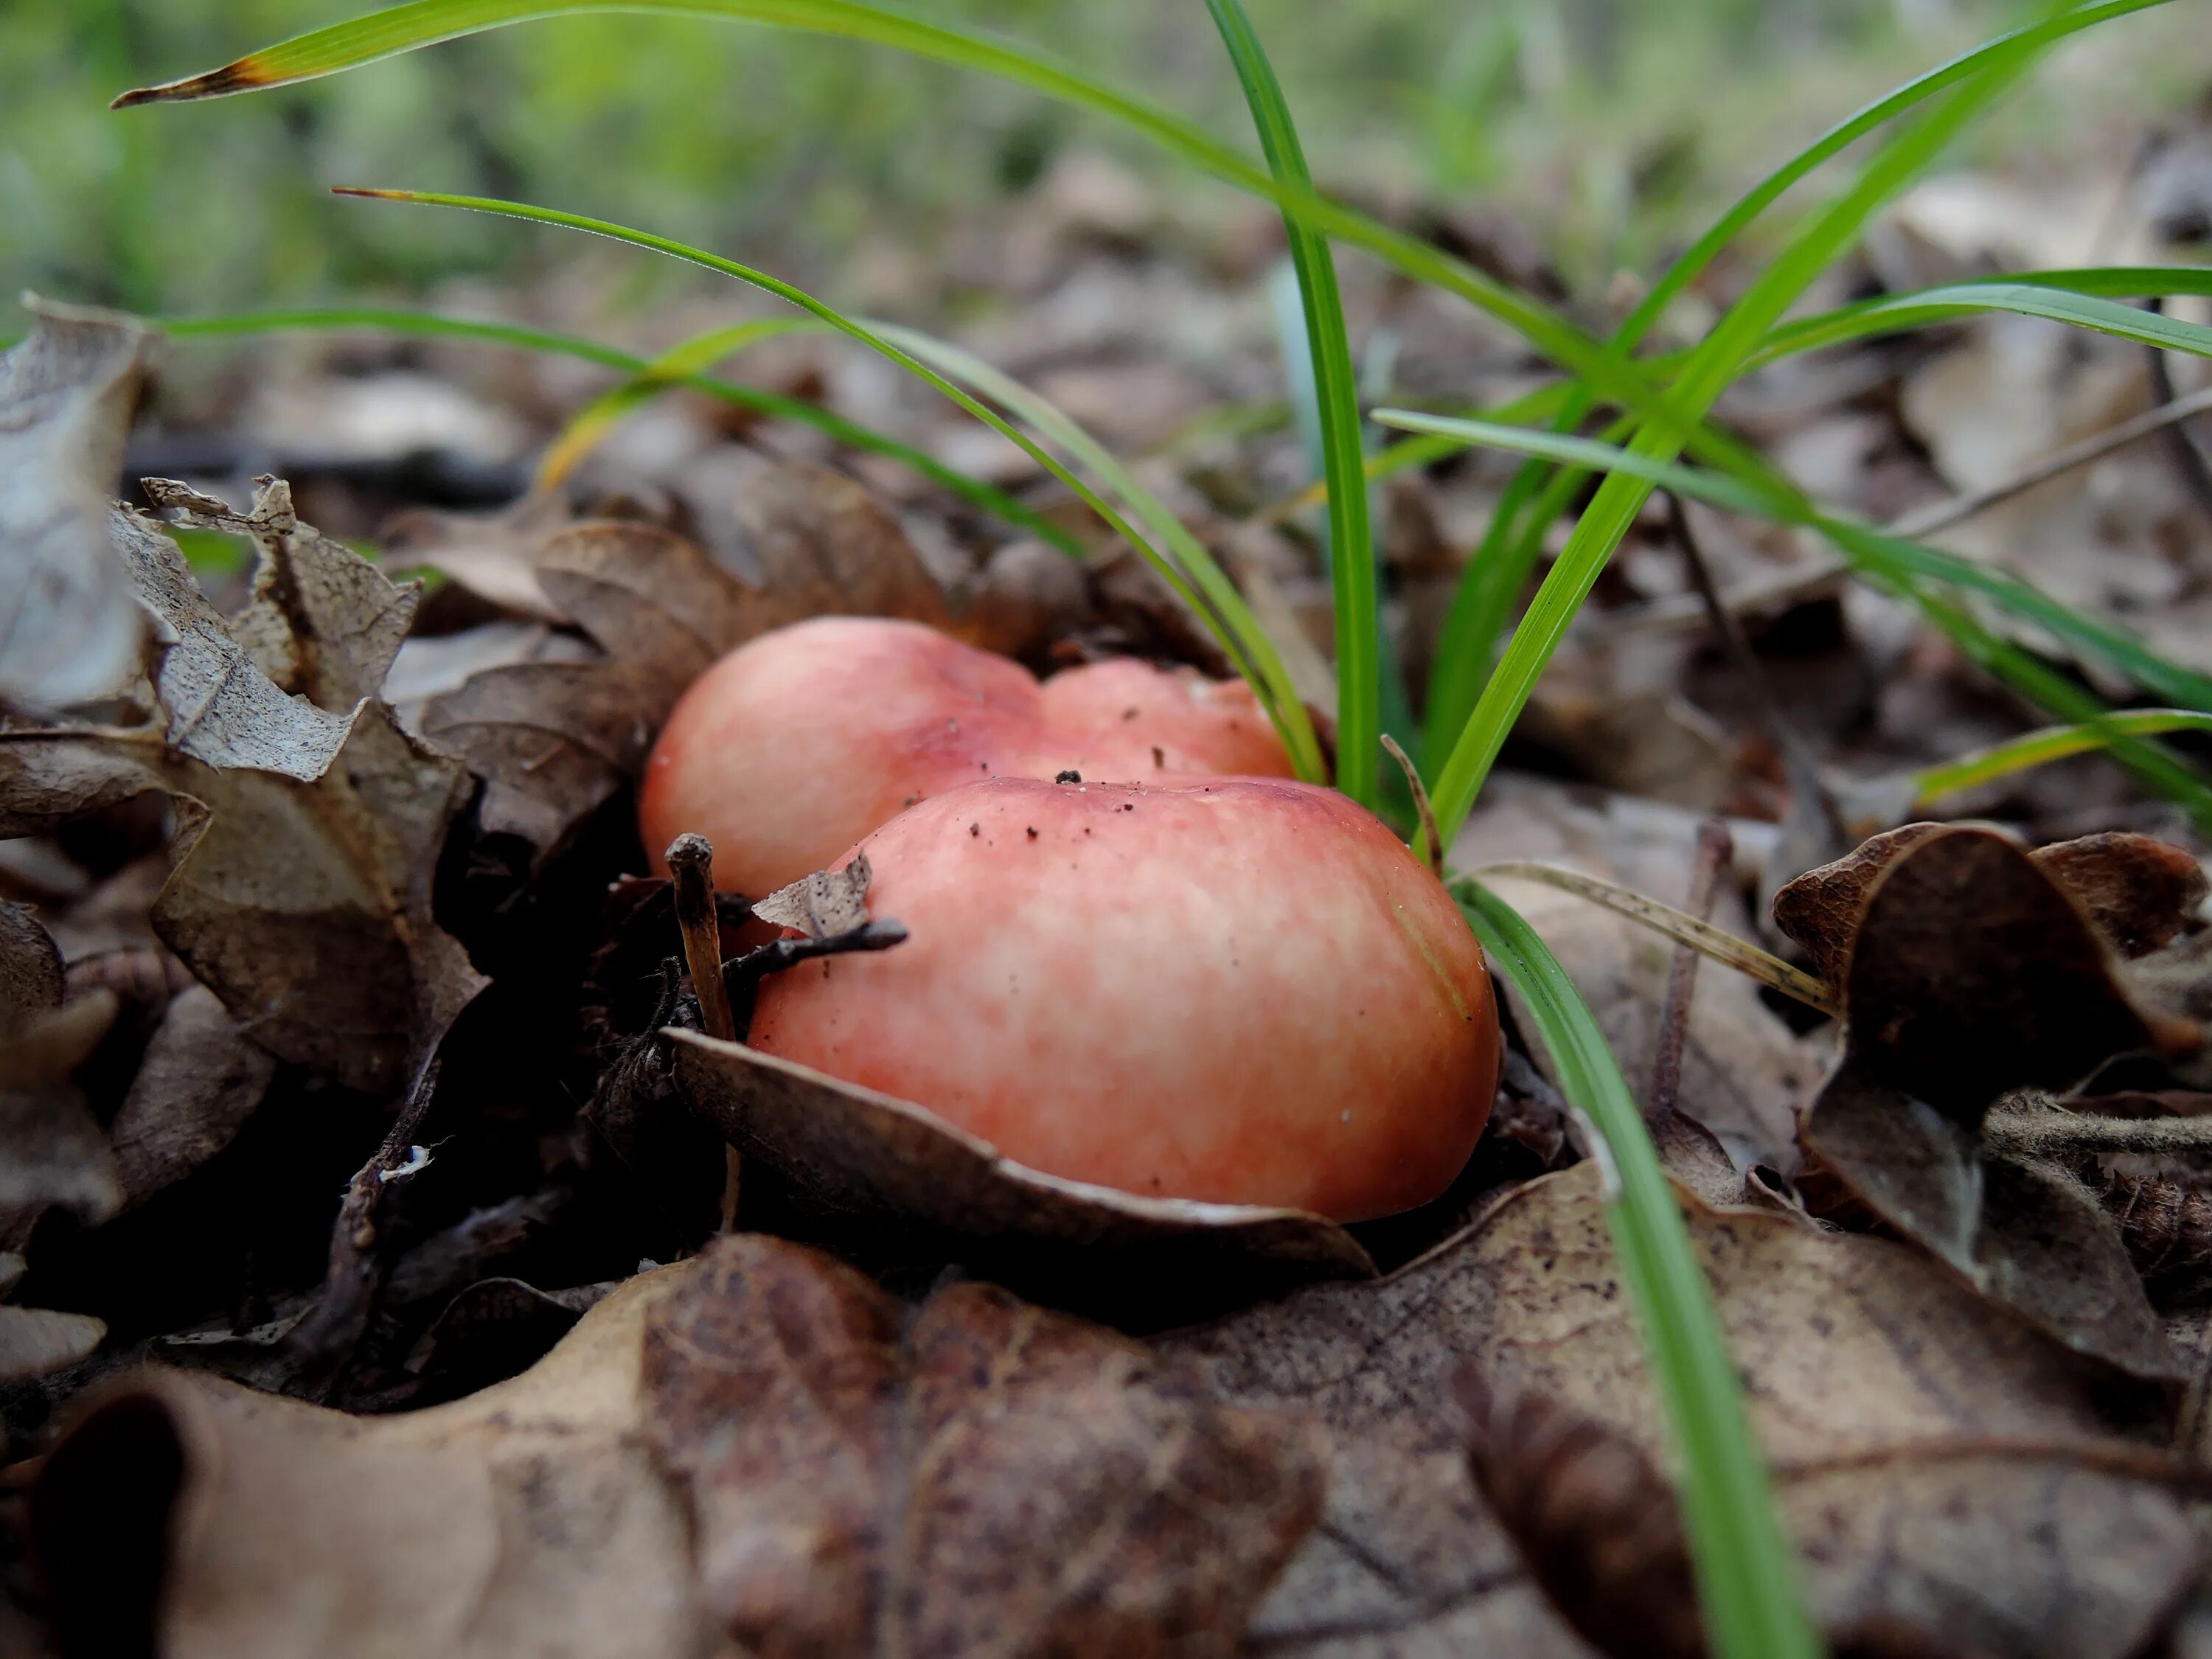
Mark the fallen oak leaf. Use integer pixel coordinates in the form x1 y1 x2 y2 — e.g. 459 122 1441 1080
1 902 121 1237
0 300 152 707
1797 827 2187 1376
648 1234 1325 1658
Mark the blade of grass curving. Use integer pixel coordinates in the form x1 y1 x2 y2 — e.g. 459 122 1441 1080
1748 275 2212 368
536 316 814 488
330 187 1323 775
1418 32 2059 864
1376 410 2212 823
1915 710 2212 804
1454 880 1822 1659
1262 379 1577 525
110 0 1788 472
869 321 1324 777
1206 0 1377 805
151 305 1078 552
1613 0 2171 349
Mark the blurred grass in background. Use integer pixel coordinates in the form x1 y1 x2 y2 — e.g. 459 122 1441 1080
4 0 2203 317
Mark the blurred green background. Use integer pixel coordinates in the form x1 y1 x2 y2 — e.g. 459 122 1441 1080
2 0 2200 319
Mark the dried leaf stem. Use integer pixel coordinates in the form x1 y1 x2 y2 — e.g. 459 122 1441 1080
1470 859 1840 1016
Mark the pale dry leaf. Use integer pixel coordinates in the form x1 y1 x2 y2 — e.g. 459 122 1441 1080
647 1234 1326 1658
109 983 278 1208
1171 1161 2199 1659
0 1306 107 1384
667 1032 1374 1321
109 505 360 780
0 299 153 706
28 1265 723 1659
751 853 873 939
0 990 122 1235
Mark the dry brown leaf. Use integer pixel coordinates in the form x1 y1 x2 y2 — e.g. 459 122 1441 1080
1770 821 1949 985
108 983 278 1208
2028 832 2210 960
667 1032 1375 1320
0 897 63 1011
750 852 874 939
1169 1161 2199 1659
28 1237 1324 1659
1798 827 2185 1376
648 1234 1325 1658
0 301 152 707
411 462 971 867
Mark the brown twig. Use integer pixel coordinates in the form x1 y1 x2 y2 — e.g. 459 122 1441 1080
666 833 740 1231
289 1052 443 1392
1647 822 1733 1130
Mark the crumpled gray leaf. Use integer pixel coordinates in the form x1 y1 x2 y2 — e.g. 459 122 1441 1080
110 503 358 780
751 852 872 939
0 484 481 1092
0 299 153 706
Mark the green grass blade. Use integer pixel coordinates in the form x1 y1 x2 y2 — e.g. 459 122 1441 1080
1916 710 2212 804
152 304 1079 554
1204 0 1375 805
1416 32 2053 863
1417 1 2172 764
321 189 1324 776
1377 411 2212 709
1376 409 2212 824
111 0 1781 473
1454 881 1821 1659
537 316 814 488
1749 274 2212 368
1614 0 2171 347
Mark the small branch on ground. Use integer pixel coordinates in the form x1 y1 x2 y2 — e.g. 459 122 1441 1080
288 1053 442 1394
667 833 741 1231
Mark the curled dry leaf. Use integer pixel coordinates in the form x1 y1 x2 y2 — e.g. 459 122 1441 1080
1797 827 2185 1377
1170 1160 2199 1659
27 1235 1323 1659
0 300 152 707
1 902 121 1237
667 1032 1374 1320
0 486 482 1093
110 496 358 780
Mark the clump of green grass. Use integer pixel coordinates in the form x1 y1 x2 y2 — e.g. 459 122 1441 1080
107 4 2202 1655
